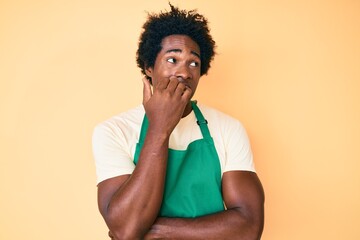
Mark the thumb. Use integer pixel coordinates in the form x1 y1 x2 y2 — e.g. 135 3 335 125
142 77 152 104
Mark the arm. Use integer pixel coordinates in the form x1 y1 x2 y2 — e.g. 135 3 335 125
145 171 265 240
97 77 192 239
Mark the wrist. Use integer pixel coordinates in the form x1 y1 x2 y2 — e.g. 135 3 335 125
146 124 171 142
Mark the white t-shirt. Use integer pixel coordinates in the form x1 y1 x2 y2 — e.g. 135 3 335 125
92 103 255 184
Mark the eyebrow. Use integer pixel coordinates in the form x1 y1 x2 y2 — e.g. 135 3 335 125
165 49 201 59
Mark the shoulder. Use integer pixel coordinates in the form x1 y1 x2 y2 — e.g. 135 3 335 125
92 106 143 184
196 103 245 133
93 105 145 143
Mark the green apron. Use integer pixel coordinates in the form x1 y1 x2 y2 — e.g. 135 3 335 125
133 101 224 218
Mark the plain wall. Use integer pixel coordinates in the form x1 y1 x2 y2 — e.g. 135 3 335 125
1 0 359 239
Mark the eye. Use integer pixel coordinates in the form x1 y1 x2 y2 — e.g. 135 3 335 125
190 61 199 67
167 58 176 63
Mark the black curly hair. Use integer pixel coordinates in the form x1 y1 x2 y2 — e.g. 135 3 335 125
136 3 216 81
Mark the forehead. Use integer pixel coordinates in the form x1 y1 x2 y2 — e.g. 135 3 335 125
160 35 200 55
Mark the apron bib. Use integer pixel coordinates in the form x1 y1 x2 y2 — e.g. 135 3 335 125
134 101 224 218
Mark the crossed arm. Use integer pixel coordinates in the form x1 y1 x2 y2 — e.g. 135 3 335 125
143 171 264 240
98 169 264 240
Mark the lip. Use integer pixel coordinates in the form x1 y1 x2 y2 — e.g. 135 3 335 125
176 77 191 89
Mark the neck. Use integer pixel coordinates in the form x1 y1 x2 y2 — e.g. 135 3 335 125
182 101 193 118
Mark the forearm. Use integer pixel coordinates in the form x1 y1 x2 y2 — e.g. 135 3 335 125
100 77 194 239
105 128 170 239
146 208 263 240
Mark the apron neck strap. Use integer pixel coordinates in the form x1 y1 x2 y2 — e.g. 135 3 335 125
139 113 149 143
191 101 212 139
139 101 212 143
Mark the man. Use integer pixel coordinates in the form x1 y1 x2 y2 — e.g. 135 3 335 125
92 4 264 239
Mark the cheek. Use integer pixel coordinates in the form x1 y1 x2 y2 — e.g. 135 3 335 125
191 78 200 88
155 65 173 77
192 70 201 80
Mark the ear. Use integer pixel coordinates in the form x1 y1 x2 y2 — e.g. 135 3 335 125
145 66 153 78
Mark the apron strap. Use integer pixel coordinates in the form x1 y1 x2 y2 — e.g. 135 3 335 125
139 114 148 143
191 101 212 140
139 101 212 143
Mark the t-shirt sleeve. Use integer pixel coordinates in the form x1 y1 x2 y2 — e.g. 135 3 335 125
224 121 255 173
92 122 135 185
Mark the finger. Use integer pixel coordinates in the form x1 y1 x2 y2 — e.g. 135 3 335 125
174 82 187 95
181 85 193 100
108 230 114 239
167 76 180 92
154 76 170 91
142 77 152 104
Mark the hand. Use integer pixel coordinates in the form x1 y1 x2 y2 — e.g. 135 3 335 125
143 218 171 240
142 76 192 136
108 221 169 239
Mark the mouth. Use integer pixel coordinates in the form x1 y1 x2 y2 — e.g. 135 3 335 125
177 77 191 89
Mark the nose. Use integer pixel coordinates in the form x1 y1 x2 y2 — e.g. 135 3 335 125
175 64 191 80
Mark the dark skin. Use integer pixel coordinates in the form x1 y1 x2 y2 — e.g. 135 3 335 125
98 35 265 240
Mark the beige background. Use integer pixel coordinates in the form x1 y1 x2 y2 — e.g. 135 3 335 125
1 0 359 239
